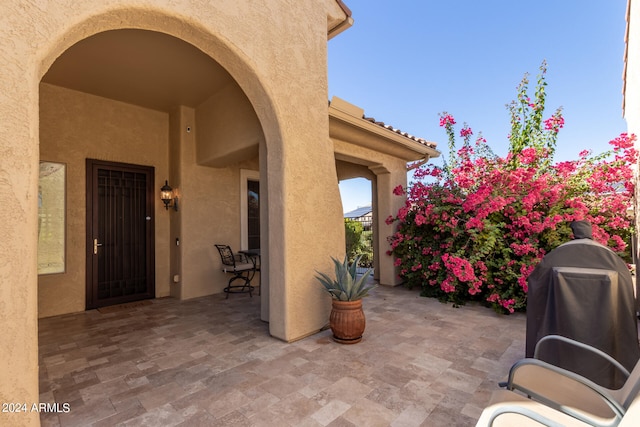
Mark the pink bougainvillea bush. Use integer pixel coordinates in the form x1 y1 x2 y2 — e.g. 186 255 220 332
388 62 637 313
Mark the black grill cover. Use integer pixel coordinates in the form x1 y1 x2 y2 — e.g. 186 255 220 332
526 239 639 388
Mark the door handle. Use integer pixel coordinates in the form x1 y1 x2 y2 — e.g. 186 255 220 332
93 238 103 254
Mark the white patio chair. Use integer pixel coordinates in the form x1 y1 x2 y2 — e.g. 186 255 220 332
476 386 640 426
478 335 640 427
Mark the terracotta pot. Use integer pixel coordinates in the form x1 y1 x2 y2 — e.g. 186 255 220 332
330 299 366 344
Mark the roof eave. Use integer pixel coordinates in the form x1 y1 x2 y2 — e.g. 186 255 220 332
328 0 354 40
329 103 440 162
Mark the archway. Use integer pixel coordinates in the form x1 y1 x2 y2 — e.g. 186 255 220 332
340 177 374 273
39 26 273 320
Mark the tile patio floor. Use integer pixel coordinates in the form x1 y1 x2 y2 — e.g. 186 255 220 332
38 285 526 426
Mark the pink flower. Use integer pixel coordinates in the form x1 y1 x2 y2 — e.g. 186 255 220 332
609 133 636 150
501 299 515 314
518 147 539 165
414 213 427 226
611 235 626 252
439 114 456 127
544 115 565 131
441 254 476 282
392 185 404 196
460 127 473 137
397 206 409 221
440 277 456 293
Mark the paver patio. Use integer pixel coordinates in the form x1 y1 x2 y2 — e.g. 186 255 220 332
38 284 526 426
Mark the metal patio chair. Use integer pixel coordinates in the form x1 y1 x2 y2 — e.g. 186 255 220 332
214 244 256 298
479 336 640 427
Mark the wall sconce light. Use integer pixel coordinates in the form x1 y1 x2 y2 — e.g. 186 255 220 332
160 180 179 211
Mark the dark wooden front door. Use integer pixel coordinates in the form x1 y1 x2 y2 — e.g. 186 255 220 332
86 159 155 309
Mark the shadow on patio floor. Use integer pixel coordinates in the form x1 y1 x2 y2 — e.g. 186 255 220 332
38 285 525 426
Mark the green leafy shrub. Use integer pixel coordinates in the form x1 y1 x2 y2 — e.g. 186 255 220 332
345 219 364 263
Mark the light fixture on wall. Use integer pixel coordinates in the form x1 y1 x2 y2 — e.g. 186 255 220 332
160 180 179 211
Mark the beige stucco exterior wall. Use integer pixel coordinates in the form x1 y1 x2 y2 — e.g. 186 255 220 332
168 107 185 299
38 83 172 318
336 159 376 183
196 82 262 167
627 1 640 137
178 159 251 300
1 1 345 423
178 103 260 300
625 0 640 262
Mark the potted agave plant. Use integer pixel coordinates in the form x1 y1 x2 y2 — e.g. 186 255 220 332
316 255 376 344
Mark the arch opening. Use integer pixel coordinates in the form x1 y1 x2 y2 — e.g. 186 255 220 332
38 24 272 319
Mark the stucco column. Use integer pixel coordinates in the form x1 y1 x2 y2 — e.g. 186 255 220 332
259 137 270 323
266 126 345 341
169 106 188 299
371 177 381 282
371 165 407 286
0 42 40 427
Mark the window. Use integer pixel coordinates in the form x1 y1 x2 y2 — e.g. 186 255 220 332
38 161 66 274
247 180 260 249
240 169 260 250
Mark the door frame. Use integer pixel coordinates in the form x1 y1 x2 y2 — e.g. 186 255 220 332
240 169 260 250
85 159 156 309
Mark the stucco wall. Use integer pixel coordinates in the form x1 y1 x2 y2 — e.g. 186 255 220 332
196 82 262 167
627 0 640 136
38 83 171 318
626 0 640 262
336 160 376 182
179 115 260 299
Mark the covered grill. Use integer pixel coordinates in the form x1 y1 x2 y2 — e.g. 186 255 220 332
525 222 639 388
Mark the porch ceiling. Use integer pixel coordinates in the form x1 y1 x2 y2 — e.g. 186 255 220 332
42 29 233 112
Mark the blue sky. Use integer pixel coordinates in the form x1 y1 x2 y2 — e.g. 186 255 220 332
329 0 629 213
